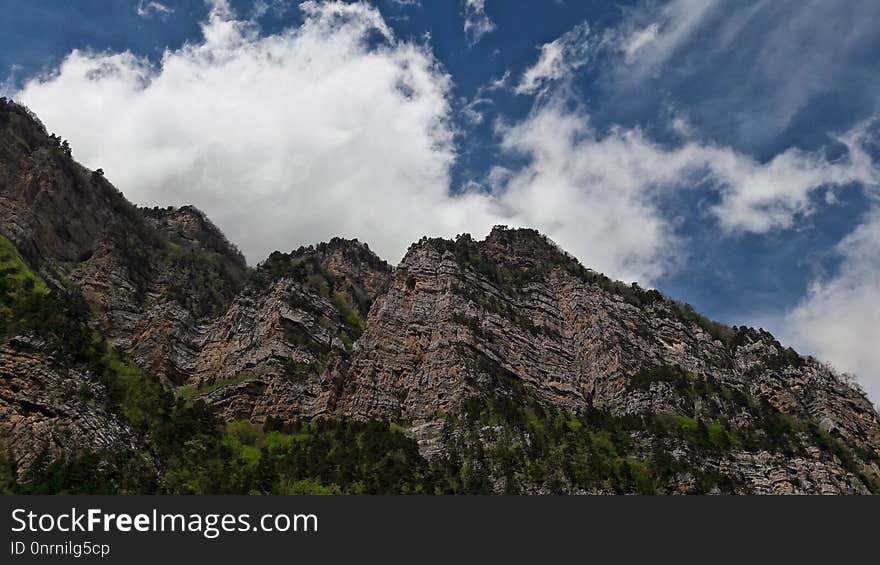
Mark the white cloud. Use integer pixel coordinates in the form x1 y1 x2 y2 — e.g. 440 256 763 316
136 1 174 19
786 210 880 403
458 71 509 125
250 0 294 19
705 120 879 233
515 22 594 95
495 105 678 282
621 23 659 63
14 1 879 297
463 0 496 46
17 1 500 264
608 0 880 150
493 102 880 282
5 1 683 283
0 65 20 98
486 70 510 91
616 0 720 75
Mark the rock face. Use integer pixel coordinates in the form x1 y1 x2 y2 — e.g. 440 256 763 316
321 230 880 493
1 98 879 494
0 338 137 472
350 229 880 433
190 240 392 423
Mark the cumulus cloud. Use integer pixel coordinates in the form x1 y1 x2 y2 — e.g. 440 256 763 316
786 210 880 403
136 1 174 19
14 1 879 297
494 105 677 282
7 0 681 283
492 100 879 281
14 1 732 282
515 22 594 95
511 20 878 246
707 123 879 233
463 0 496 46
16 1 503 264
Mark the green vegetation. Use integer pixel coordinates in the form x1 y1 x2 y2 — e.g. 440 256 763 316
205 418 439 494
0 239 438 494
332 291 366 337
628 364 694 394
437 385 835 494
282 359 323 382
447 234 542 290
808 424 880 493
0 454 17 494
450 283 555 337
627 365 809 457
0 235 48 295
0 234 49 329
442 230 738 347
668 301 736 344
0 235 228 493
176 372 256 400
440 395 735 494
164 244 246 320
253 250 372 317
3 416 444 495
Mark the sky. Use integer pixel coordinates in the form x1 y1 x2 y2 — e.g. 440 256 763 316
1 0 879 402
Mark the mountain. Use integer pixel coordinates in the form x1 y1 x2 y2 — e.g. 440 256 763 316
1 98 879 494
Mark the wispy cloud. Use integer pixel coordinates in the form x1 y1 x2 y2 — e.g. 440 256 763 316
0 65 21 98
514 22 594 95
615 0 720 76
136 0 174 19
621 22 658 63
606 0 880 152
463 0 496 46
494 99 879 282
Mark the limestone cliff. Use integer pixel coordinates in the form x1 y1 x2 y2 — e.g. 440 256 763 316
2 98 879 494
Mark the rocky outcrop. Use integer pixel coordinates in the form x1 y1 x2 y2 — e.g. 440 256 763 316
0 100 248 387
187 239 392 422
0 338 138 472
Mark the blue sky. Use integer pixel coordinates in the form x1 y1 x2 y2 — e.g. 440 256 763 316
2 0 879 400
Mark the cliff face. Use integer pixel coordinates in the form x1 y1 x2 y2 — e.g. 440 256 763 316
326 229 880 493
0 337 139 473
2 99 879 494
188 240 392 423
335 229 880 441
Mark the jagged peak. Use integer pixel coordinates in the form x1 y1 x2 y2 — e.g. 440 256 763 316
261 237 391 274
0 97 48 135
142 205 246 269
406 226 590 284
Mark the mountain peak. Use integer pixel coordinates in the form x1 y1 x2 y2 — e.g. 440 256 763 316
142 205 246 270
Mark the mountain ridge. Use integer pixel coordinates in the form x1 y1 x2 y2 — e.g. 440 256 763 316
1 98 879 494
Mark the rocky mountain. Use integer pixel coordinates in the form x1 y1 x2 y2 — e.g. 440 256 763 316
1 98 879 494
